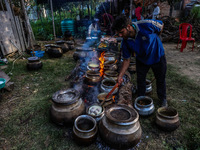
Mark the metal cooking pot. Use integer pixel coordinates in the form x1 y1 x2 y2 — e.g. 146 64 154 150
100 78 118 94
50 88 85 125
73 115 98 145
99 104 142 149
134 96 155 116
55 40 69 53
104 60 117 71
104 70 118 82
104 52 116 61
86 103 105 122
156 107 180 131
45 44 63 58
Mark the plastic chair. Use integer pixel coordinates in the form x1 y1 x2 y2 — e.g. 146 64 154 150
177 23 195 52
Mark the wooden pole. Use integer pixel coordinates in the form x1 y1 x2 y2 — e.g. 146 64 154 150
50 0 56 40
130 0 133 19
20 0 34 52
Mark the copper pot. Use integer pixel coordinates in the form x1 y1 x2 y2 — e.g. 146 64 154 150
99 104 142 149
50 88 85 125
156 107 180 131
87 62 100 71
85 70 101 83
73 115 98 145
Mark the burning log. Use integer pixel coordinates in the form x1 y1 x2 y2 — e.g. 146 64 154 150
118 82 134 109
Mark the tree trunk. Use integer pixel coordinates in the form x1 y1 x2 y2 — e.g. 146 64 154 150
50 0 56 40
20 0 34 50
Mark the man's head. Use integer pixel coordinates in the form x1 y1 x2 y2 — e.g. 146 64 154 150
112 15 135 39
153 2 157 7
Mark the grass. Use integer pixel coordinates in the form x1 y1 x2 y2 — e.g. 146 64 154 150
0 44 200 150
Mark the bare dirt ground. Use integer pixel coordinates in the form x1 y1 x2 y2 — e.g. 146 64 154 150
164 42 200 83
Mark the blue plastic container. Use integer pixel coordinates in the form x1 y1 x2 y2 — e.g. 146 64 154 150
61 19 75 35
31 51 45 58
0 78 6 89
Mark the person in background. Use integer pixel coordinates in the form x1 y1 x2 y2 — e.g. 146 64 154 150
102 13 114 35
88 19 100 37
112 15 168 107
145 8 152 19
152 2 160 19
135 3 142 21
122 5 130 18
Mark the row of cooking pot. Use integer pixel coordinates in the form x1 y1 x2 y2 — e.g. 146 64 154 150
50 88 179 149
50 88 142 148
44 40 75 58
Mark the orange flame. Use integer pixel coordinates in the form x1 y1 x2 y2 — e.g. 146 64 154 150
112 95 115 103
99 51 105 77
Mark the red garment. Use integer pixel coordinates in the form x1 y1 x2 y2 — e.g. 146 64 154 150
135 6 142 20
102 13 114 27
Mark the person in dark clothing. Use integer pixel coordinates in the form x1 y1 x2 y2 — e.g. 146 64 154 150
112 15 168 107
102 13 114 35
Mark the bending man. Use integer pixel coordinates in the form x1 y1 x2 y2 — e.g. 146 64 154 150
112 15 167 107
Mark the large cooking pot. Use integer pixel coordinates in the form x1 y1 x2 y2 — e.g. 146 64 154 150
73 47 93 60
104 52 116 62
156 107 180 131
27 57 42 71
104 70 118 82
45 44 63 58
85 70 101 84
134 96 155 116
100 78 118 95
50 88 85 125
104 60 117 71
55 40 69 53
97 92 113 108
99 104 142 149
73 115 98 145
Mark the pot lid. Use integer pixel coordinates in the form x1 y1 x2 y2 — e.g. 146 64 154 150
52 88 80 104
27 56 40 61
44 44 61 48
76 47 93 51
65 41 74 45
55 40 66 44
105 104 139 125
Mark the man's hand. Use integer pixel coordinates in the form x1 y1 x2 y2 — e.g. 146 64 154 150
118 76 123 86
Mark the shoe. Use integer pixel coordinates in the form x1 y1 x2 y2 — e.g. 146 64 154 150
161 99 168 107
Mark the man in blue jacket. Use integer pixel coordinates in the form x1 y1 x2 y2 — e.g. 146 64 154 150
112 15 167 107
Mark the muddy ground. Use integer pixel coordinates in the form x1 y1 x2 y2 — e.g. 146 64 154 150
164 42 200 83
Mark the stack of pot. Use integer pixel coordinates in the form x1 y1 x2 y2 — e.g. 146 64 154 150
66 41 75 50
55 40 69 53
27 56 43 71
45 44 63 58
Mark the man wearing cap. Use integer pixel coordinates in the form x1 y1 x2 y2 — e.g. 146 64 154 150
152 2 160 19
112 15 168 107
88 19 100 37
